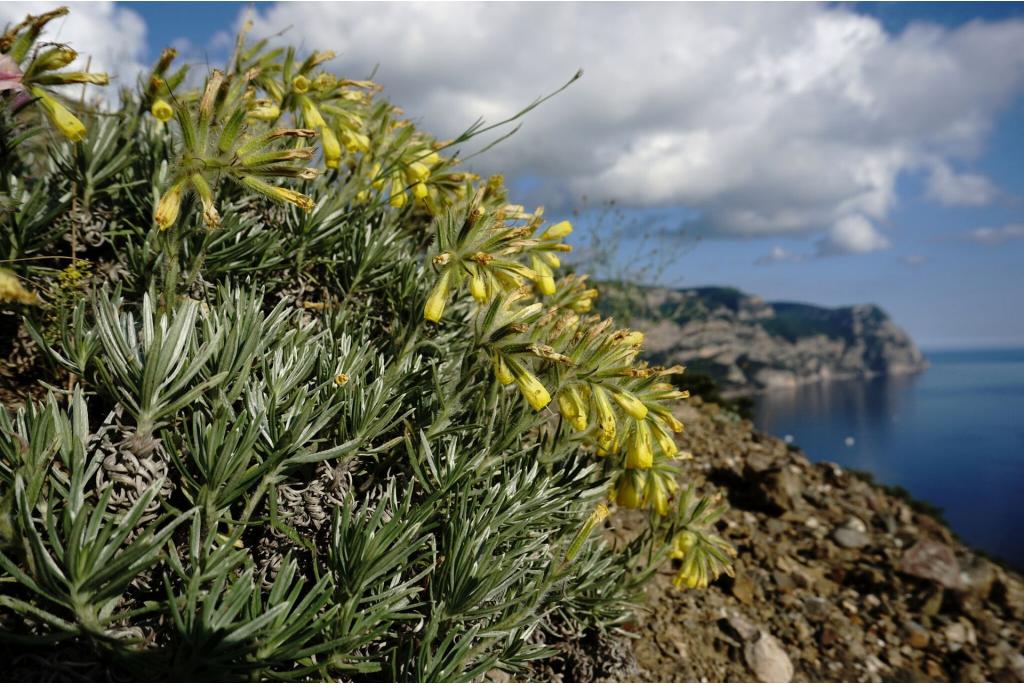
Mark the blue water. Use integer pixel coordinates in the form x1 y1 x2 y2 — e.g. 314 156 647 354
753 348 1024 569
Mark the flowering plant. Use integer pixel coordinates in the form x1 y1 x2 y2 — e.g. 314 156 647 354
0 7 732 679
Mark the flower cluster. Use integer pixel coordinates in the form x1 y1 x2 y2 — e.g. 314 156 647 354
0 6 109 141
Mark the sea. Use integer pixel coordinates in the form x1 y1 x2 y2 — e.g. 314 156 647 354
752 348 1024 570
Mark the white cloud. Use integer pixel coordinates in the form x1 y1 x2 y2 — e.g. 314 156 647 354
240 3 1024 253
755 246 808 266
926 160 998 206
964 223 1024 246
0 2 148 99
818 214 891 255
12 3 1021 257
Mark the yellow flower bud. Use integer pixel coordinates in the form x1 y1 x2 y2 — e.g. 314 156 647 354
406 161 430 183
389 176 407 208
150 98 173 122
154 180 185 230
370 162 384 189
625 420 653 469
32 87 86 142
334 373 350 386
354 189 369 204
612 390 648 420
423 269 451 323
541 220 573 240
493 354 514 386
468 273 488 303
292 75 310 93
35 46 77 71
514 367 551 411
321 127 342 169
412 181 428 200
313 73 335 91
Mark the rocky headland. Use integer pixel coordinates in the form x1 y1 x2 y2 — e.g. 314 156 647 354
599 284 928 395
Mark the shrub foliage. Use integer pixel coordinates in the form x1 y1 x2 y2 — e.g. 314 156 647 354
0 8 733 680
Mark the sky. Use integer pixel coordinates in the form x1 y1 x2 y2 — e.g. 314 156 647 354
4 2 1024 349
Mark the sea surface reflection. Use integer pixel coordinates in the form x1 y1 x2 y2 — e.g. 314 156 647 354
753 348 1024 569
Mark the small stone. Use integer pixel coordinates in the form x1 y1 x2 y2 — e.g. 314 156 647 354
903 620 930 649
731 572 757 605
833 526 871 549
900 539 962 589
745 632 794 683
846 516 868 533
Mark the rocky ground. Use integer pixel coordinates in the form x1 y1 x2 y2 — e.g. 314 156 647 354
563 397 1024 682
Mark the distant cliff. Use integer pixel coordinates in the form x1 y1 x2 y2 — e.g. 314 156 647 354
599 284 928 394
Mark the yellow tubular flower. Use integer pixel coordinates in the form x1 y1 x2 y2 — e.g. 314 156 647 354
612 389 648 420
620 331 644 347
154 180 186 230
370 162 384 189
615 471 645 509
150 99 173 122
292 75 310 93
530 256 556 295
32 87 86 142
240 176 315 211
674 554 707 589
406 161 430 183
655 408 685 433
541 251 561 269
672 531 698 559
513 365 551 411
468 273 488 303
389 176 407 208
423 269 451 323
412 181 428 200
541 220 573 240
191 173 220 228
247 103 281 121
625 420 654 469
592 385 617 444
300 97 326 129
647 477 670 516
341 129 370 153
422 150 441 167
321 127 342 169
557 387 588 431
493 354 515 386
650 420 679 457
